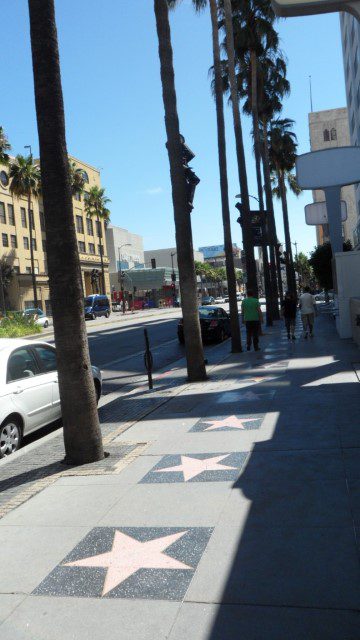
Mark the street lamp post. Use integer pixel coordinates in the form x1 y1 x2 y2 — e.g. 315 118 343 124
170 251 177 306
118 243 131 313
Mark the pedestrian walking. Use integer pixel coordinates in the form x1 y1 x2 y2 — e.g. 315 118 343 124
242 289 262 351
299 286 316 338
281 291 297 340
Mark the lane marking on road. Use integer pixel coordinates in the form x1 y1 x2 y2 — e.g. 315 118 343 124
98 337 179 370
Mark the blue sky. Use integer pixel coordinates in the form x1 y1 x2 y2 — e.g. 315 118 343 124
1 1 347 257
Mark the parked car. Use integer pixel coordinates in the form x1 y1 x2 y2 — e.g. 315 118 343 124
178 306 231 344
0 339 102 457
201 296 215 305
214 296 226 304
24 308 50 328
84 294 110 320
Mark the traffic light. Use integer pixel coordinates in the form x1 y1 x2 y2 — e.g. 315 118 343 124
171 272 176 282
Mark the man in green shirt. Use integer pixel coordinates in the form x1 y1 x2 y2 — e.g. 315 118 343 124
241 290 262 351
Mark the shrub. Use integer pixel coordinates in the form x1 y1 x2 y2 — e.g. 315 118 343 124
0 313 42 338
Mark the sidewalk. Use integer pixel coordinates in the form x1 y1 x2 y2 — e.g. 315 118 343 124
1 310 360 639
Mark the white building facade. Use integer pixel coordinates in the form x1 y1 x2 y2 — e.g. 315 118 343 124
106 224 144 273
144 247 204 270
308 108 358 247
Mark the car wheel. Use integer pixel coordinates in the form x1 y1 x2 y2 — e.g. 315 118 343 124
219 328 226 342
44 320 49 328
92 313 96 320
0 417 22 458
94 381 101 405
105 311 110 318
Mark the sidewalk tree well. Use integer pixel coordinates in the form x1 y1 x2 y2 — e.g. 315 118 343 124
27 0 104 464
309 241 352 291
9 155 41 308
0 126 11 165
154 0 207 381
84 186 111 295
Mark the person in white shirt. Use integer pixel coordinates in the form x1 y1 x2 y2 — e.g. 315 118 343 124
299 286 316 338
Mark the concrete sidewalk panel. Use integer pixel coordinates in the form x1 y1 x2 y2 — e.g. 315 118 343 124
185 524 360 609
0 595 26 624
98 483 232 527
145 432 258 455
0 596 181 640
343 449 360 479
240 449 345 484
256 424 341 450
54 456 160 487
168 602 360 640
0 483 130 527
221 478 352 527
0 526 88 592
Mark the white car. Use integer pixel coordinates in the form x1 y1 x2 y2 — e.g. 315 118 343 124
0 339 102 458
214 296 226 304
24 308 50 328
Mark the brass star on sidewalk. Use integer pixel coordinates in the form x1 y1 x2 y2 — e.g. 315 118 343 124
155 454 237 481
64 530 192 596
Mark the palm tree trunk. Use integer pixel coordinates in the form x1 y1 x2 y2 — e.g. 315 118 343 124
209 0 242 352
97 214 105 294
261 117 281 317
279 169 296 295
250 50 272 326
28 0 104 464
27 191 38 307
154 0 207 380
223 0 257 297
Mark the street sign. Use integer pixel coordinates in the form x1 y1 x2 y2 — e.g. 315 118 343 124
305 200 347 225
272 0 360 19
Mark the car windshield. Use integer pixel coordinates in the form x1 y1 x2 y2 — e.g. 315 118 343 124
84 297 93 307
199 308 218 318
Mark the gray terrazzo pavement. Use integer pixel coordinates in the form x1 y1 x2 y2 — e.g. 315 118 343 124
1 310 360 638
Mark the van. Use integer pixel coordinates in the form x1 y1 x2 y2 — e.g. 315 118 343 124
84 295 111 320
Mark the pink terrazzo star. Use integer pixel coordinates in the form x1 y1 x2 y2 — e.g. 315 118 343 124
203 415 255 431
155 454 237 481
64 530 191 596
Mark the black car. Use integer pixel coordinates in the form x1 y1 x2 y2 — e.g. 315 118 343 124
178 306 231 344
201 296 215 305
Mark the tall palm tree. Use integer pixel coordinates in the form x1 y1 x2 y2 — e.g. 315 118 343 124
269 117 300 295
69 160 85 196
154 0 206 381
207 0 242 351
84 186 110 294
28 0 104 464
219 0 258 298
0 127 11 165
9 154 41 307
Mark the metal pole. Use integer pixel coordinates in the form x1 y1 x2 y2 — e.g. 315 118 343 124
143 328 153 390
324 186 343 254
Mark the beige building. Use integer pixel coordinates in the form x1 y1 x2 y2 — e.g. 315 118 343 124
309 108 357 247
0 155 110 312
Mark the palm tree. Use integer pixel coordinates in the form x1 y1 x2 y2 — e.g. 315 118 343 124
154 0 207 381
28 0 104 464
269 118 300 295
0 127 11 165
9 155 41 307
69 160 85 196
207 0 242 351
219 0 258 298
84 186 110 294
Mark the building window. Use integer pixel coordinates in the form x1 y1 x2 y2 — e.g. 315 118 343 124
0 201 6 224
323 129 330 142
26 267 31 274
76 215 84 233
98 245 103 256
83 191 89 202
74 192 81 202
13 266 20 274
2 233 8 247
78 241 86 253
10 235 17 249
330 128 337 141
349 86 353 106
40 211 45 231
7 204 15 226
355 48 359 76
89 243 95 255
351 21 355 46
23 237 29 250
31 238 37 251
42 239 47 252
0 171 9 187
21 207 27 228
351 113 356 135
86 217 93 235
346 57 350 80
29 210 35 230
82 171 89 184
96 220 102 238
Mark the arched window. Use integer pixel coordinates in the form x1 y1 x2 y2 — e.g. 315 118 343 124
82 170 89 184
323 129 330 141
330 128 337 140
